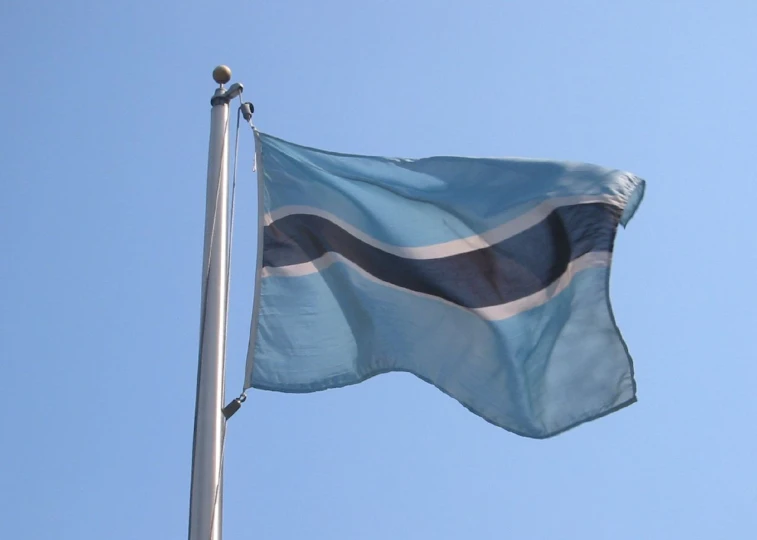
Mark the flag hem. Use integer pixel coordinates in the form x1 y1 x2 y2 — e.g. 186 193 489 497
249 370 637 439
243 128 267 388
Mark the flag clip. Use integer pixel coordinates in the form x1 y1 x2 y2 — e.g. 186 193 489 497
222 392 247 420
240 101 254 122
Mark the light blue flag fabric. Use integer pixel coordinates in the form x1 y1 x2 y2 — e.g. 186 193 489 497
245 130 644 438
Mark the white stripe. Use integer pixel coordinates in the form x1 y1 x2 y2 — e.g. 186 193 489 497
473 251 610 320
260 251 611 322
264 195 622 260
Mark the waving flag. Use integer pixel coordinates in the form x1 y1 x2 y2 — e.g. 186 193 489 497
245 131 644 438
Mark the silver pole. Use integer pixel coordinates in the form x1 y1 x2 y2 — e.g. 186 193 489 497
188 65 243 540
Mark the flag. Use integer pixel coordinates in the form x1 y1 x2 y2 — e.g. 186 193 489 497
244 130 644 438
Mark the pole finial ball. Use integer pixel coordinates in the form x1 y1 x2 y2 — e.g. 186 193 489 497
212 65 232 85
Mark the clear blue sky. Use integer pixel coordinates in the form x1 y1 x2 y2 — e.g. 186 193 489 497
2 1 756 538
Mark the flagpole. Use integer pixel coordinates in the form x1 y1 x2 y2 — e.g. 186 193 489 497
188 65 243 540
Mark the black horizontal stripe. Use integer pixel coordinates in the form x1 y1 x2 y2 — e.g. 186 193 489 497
263 203 621 309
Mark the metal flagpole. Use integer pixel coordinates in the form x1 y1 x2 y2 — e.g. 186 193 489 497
188 65 243 540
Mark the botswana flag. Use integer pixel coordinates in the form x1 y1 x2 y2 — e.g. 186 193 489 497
245 131 644 438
